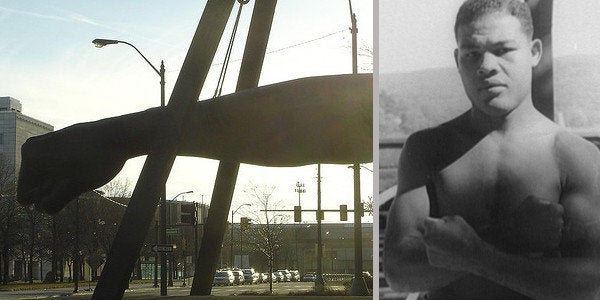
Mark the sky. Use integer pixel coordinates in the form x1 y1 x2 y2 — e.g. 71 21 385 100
0 0 374 223
379 0 600 74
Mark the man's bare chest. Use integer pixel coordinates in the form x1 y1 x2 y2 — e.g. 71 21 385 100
431 134 562 229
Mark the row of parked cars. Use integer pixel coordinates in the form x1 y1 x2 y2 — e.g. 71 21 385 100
213 268 303 286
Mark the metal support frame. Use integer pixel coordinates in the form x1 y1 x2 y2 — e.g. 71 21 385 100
190 0 277 295
92 1 235 298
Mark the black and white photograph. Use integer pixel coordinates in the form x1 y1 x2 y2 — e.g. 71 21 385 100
379 0 600 299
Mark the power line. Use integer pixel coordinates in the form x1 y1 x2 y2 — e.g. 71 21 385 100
165 28 347 73
263 29 347 56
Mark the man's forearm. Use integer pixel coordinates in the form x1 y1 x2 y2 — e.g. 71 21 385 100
384 235 465 292
469 242 600 299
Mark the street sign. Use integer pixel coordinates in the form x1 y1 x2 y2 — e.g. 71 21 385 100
166 228 180 235
151 244 174 252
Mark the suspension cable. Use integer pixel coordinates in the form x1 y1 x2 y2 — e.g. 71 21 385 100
213 0 250 98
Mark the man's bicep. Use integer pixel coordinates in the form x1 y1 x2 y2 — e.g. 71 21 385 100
560 189 600 257
386 186 430 244
558 136 600 256
397 132 433 194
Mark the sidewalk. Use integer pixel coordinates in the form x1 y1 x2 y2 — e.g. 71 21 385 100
0 283 373 300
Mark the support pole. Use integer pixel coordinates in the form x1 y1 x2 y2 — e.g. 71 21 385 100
91 1 235 298
190 0 277 295
191 162 239 294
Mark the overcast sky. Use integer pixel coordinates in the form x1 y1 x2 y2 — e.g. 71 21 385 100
0 0 374 223
379 0 600 74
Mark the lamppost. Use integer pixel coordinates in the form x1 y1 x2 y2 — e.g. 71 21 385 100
294 181 305 207
91 37 168 295
230 203 251 268
167 191 193 287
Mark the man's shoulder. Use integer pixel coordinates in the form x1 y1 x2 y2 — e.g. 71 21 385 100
554 129 600 158
553 129 600 177
398 116 466 192
405 115 465 152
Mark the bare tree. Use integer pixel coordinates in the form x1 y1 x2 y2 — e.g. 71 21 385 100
23 206 51 283
99 176 133 198
244 183 289 293
0 154 18 284
358 42 373 72
363 196 373 217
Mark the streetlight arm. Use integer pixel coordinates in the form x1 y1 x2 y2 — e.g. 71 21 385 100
92 38 160 76
232 203 251 216
118 41 161 76
172 191 194 201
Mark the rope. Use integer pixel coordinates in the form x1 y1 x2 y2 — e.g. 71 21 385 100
213 0 248 98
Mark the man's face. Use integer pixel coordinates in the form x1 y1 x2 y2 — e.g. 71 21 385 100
454 12 541 118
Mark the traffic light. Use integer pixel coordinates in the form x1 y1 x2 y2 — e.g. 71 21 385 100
240 217 251 230
316 210 324 220
340 204 348 221
294 206 302 222
180 203 197 224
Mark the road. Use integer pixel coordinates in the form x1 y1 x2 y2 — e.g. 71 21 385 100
0 281 358 299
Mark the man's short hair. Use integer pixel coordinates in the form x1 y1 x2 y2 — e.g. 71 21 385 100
454 0 534 40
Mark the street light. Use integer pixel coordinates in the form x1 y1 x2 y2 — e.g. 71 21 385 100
230 203 251 268
92 37 168 295
92 39 162 78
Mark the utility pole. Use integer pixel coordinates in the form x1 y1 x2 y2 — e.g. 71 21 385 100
193 201 199 272
348 0 368 295
315 165 325 292
159 62 168 296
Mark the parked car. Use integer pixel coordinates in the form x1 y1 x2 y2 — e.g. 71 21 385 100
242 268 259 284
270 272 283 282
213 270 234 286
277 269 292 282
231 269 244 285
362 271 373 289
302 272 315 282
259 272 269 283
290 270 301 282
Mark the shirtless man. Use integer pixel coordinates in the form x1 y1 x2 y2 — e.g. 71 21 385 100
384 0 600 299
